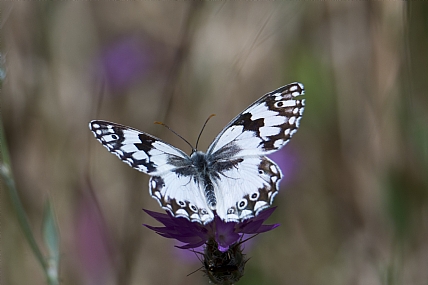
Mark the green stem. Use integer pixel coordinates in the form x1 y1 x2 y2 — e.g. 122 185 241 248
0 117 48 275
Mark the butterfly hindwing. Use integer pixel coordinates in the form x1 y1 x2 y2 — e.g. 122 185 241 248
150 173 214 224
213 156 282 222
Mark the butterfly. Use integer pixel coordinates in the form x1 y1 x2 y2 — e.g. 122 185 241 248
89 82 305 225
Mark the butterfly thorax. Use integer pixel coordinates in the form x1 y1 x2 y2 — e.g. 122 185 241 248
189 151 217 209
184 150 244 210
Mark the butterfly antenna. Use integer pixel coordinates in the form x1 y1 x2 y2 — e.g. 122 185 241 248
154 121 195 152
195 114 216 150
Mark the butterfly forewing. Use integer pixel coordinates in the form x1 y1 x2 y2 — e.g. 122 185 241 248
89 121 190 175
207 82 305 157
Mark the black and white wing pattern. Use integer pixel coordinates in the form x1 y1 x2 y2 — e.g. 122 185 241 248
89 82 305 225
205 82 305 222
89 121 215 223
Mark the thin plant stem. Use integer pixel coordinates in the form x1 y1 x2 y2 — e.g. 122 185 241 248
0 115 52 282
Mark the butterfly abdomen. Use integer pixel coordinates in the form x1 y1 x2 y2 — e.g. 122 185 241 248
204 177 217 209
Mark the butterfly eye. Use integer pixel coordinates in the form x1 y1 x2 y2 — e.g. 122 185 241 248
250 192 259 201
258 169 264 175
200 209 208 215
227 208 235 214
111 134 119 140
238 199 247 210
178 200 186 207
189 204 198 212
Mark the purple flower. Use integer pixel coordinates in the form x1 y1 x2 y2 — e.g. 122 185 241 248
143 207 279 252
94 36 152 92
75 192 114 285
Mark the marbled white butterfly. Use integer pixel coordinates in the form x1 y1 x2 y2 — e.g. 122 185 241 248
89 82 305 224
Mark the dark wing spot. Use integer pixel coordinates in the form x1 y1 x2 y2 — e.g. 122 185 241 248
234 113 264 133
135 134 155 152
250 193 259 200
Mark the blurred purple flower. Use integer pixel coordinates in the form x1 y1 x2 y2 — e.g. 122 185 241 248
95 37 152 91
143 207 279 252
268 146 300 186
75 193 115 285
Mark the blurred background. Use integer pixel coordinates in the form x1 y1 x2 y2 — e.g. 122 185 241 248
2 2 428 285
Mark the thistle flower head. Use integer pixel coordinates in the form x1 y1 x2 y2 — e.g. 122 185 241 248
143 208 279 284
202 237 247 284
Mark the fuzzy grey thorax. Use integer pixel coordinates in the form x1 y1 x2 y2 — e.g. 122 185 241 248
190 151 217 208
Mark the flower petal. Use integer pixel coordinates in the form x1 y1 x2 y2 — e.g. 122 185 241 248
236 207 280 234
213 217 240 250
